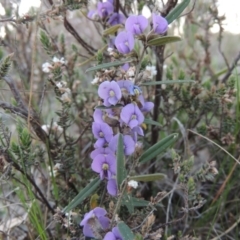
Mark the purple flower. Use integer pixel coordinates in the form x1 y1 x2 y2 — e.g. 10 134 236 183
121 63 130 71
80 207 110 238
91 151 116 179
125 15 148 35
115 31 134 54
129 85 142 96
98 81 122 107
104 227 123 240
120 103 144 129
117 80 133 93
109 134 135 155
107 178 118 196
139 95 154 112
131 126 144 142
152 13 168 34
87 10 98 19
97 2 114 18
93 109 105 123
108 13 125 26
90 147 114 160
92 122 113 148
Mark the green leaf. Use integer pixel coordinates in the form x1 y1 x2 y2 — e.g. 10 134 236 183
63 178 101 213
139 133 178 164
95 104 123 110
166 0 191 24
0 53 13 78
144 118 162 127
122 193 134 213
147 36 181 46
116 134 126 188
103 24 123 36
140 79 195 86
86 59 132 73
129 173 166 182
118 222 135 240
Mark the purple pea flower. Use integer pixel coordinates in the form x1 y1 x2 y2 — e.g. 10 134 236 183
131 126 144 142
121 63 130 71
109 134 135 156
115 31 134 54
120 103 144 129
90 147 114 160
93 109 105 123
107 178 118 196
97 2 114 18
87 10 98 20
80 207 110 238
91 151 116 179
152 13 168 34
104 227 123 240
108 13 125 26
125 15 148 35
139 95 154 113
98 81 122 107
92 122 113 148
129 85 142 96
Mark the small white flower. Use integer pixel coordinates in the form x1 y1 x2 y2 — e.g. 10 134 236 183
168 98 174 105
41 124 50 134
42 62 52 73
61 91 71 103
128 180 138 189
53 56 66 64
52 122 63 134
107 47 113 53
91 77 99 85
146 65 157 78
56 81 67 89
127 67 135 77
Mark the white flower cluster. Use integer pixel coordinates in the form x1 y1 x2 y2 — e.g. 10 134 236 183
42 56 67 73
128 180 138 189
145 65 157 79
41 122 63 135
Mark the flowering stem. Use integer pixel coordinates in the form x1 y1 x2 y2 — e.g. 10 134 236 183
134 46 147 83
110 180 127 228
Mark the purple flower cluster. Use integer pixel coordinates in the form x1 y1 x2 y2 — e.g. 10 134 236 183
88 0 125 26
80 207 123 239
115 14 168 54
90 80 153 197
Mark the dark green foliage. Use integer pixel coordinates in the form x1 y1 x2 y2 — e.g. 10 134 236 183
0 53 13 78
40 30 53 55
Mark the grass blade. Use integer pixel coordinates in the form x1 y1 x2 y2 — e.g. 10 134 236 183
129 173 166 182
86 59 132 73
147 36 181 46
140 79 195 86
166 0 191 24
63 178 101 213
139 133 178 164
116 133 126 188
118 221 135 240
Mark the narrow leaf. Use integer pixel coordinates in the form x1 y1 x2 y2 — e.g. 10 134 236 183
86 59 132 73
140 79 195 86
63 178 101 213
139 133 178 164
103 24 123 36
118 222 135 240
129 173 166 182
95 104 123 110
147 36 181 46
116 134 126 188
122 193 134 214
144 118 162 127
166 0 191 24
